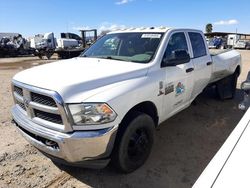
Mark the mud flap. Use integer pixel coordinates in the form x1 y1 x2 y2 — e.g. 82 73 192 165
216 73 237 100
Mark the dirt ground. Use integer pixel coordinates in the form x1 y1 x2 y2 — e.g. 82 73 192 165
0 51 249 188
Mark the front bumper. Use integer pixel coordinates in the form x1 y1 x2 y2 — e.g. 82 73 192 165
11 106 118 168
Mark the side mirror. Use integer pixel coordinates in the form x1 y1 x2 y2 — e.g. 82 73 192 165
241 72 250 91
161 50 190 67
241 81 250 90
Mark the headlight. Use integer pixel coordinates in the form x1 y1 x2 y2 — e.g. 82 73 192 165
68 103 117 125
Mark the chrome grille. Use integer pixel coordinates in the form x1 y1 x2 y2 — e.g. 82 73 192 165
16 100 26 111
12 81 71 132
34 109 63 124
14 86 23 96
31 92 57 107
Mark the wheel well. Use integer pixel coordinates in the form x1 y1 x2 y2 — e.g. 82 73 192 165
111 103 158 168
111 101 158 158
120 101 159 127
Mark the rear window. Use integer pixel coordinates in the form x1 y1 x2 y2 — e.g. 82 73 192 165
188 32 207 58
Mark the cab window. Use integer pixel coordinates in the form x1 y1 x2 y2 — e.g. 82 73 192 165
164 32 188 59
188 32 207 58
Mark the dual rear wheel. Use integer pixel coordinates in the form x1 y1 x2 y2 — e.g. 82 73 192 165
216 71 239 100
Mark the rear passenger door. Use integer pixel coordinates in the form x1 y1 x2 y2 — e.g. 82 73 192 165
188 32 212 99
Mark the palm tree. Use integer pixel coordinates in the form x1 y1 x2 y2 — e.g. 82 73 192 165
206 23 213 33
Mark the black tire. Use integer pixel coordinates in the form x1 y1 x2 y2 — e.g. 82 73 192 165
112 112 155 173
38 54 43 59
216 72 238 100
45 49 54 60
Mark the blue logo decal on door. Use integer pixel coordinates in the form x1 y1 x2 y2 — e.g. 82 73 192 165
175 82 185 96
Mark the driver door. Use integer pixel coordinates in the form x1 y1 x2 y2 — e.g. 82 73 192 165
161 31 194 118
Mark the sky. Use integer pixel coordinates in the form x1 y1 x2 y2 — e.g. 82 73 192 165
1 0 250 38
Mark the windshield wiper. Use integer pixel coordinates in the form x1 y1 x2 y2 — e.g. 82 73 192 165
106 56 119 60
98 56 127 62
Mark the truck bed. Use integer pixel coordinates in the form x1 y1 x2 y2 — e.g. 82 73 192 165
209 49 232 56
209 49 241 83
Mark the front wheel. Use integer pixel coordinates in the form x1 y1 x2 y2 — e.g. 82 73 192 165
112 112 155 173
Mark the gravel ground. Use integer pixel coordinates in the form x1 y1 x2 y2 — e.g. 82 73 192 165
0 51 249 188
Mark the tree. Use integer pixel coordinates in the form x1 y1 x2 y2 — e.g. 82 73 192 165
206 23 213 33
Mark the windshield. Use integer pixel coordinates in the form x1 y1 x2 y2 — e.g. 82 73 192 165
81 32 164 63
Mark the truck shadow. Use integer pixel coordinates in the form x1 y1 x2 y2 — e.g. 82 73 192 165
56 88 245 188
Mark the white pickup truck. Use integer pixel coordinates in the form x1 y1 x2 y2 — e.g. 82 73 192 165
11 27 241 173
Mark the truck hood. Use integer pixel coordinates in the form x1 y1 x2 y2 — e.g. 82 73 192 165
13 57 149 101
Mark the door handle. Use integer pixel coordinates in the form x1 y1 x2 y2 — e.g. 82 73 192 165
207 62 213 66
186 68 194 73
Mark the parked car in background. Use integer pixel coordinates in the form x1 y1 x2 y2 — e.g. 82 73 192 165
234 40 250 50
227 34 250 49
208 37 227 49
239 71 250 110
0 33 35 57
194 71 250 188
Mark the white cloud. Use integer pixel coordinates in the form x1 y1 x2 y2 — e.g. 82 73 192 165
71 22 128 35
115 0 134 5
214 19 239 25
72 26 91 31
99 22 127 31
72 26 90 31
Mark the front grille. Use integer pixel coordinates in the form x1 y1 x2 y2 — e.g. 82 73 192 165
34 109 63 125
12 83 67 130
31 92 57 107
14 86 23 96
16 101 26 111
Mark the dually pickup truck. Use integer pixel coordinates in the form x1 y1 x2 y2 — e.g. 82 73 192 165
11 27 241 173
